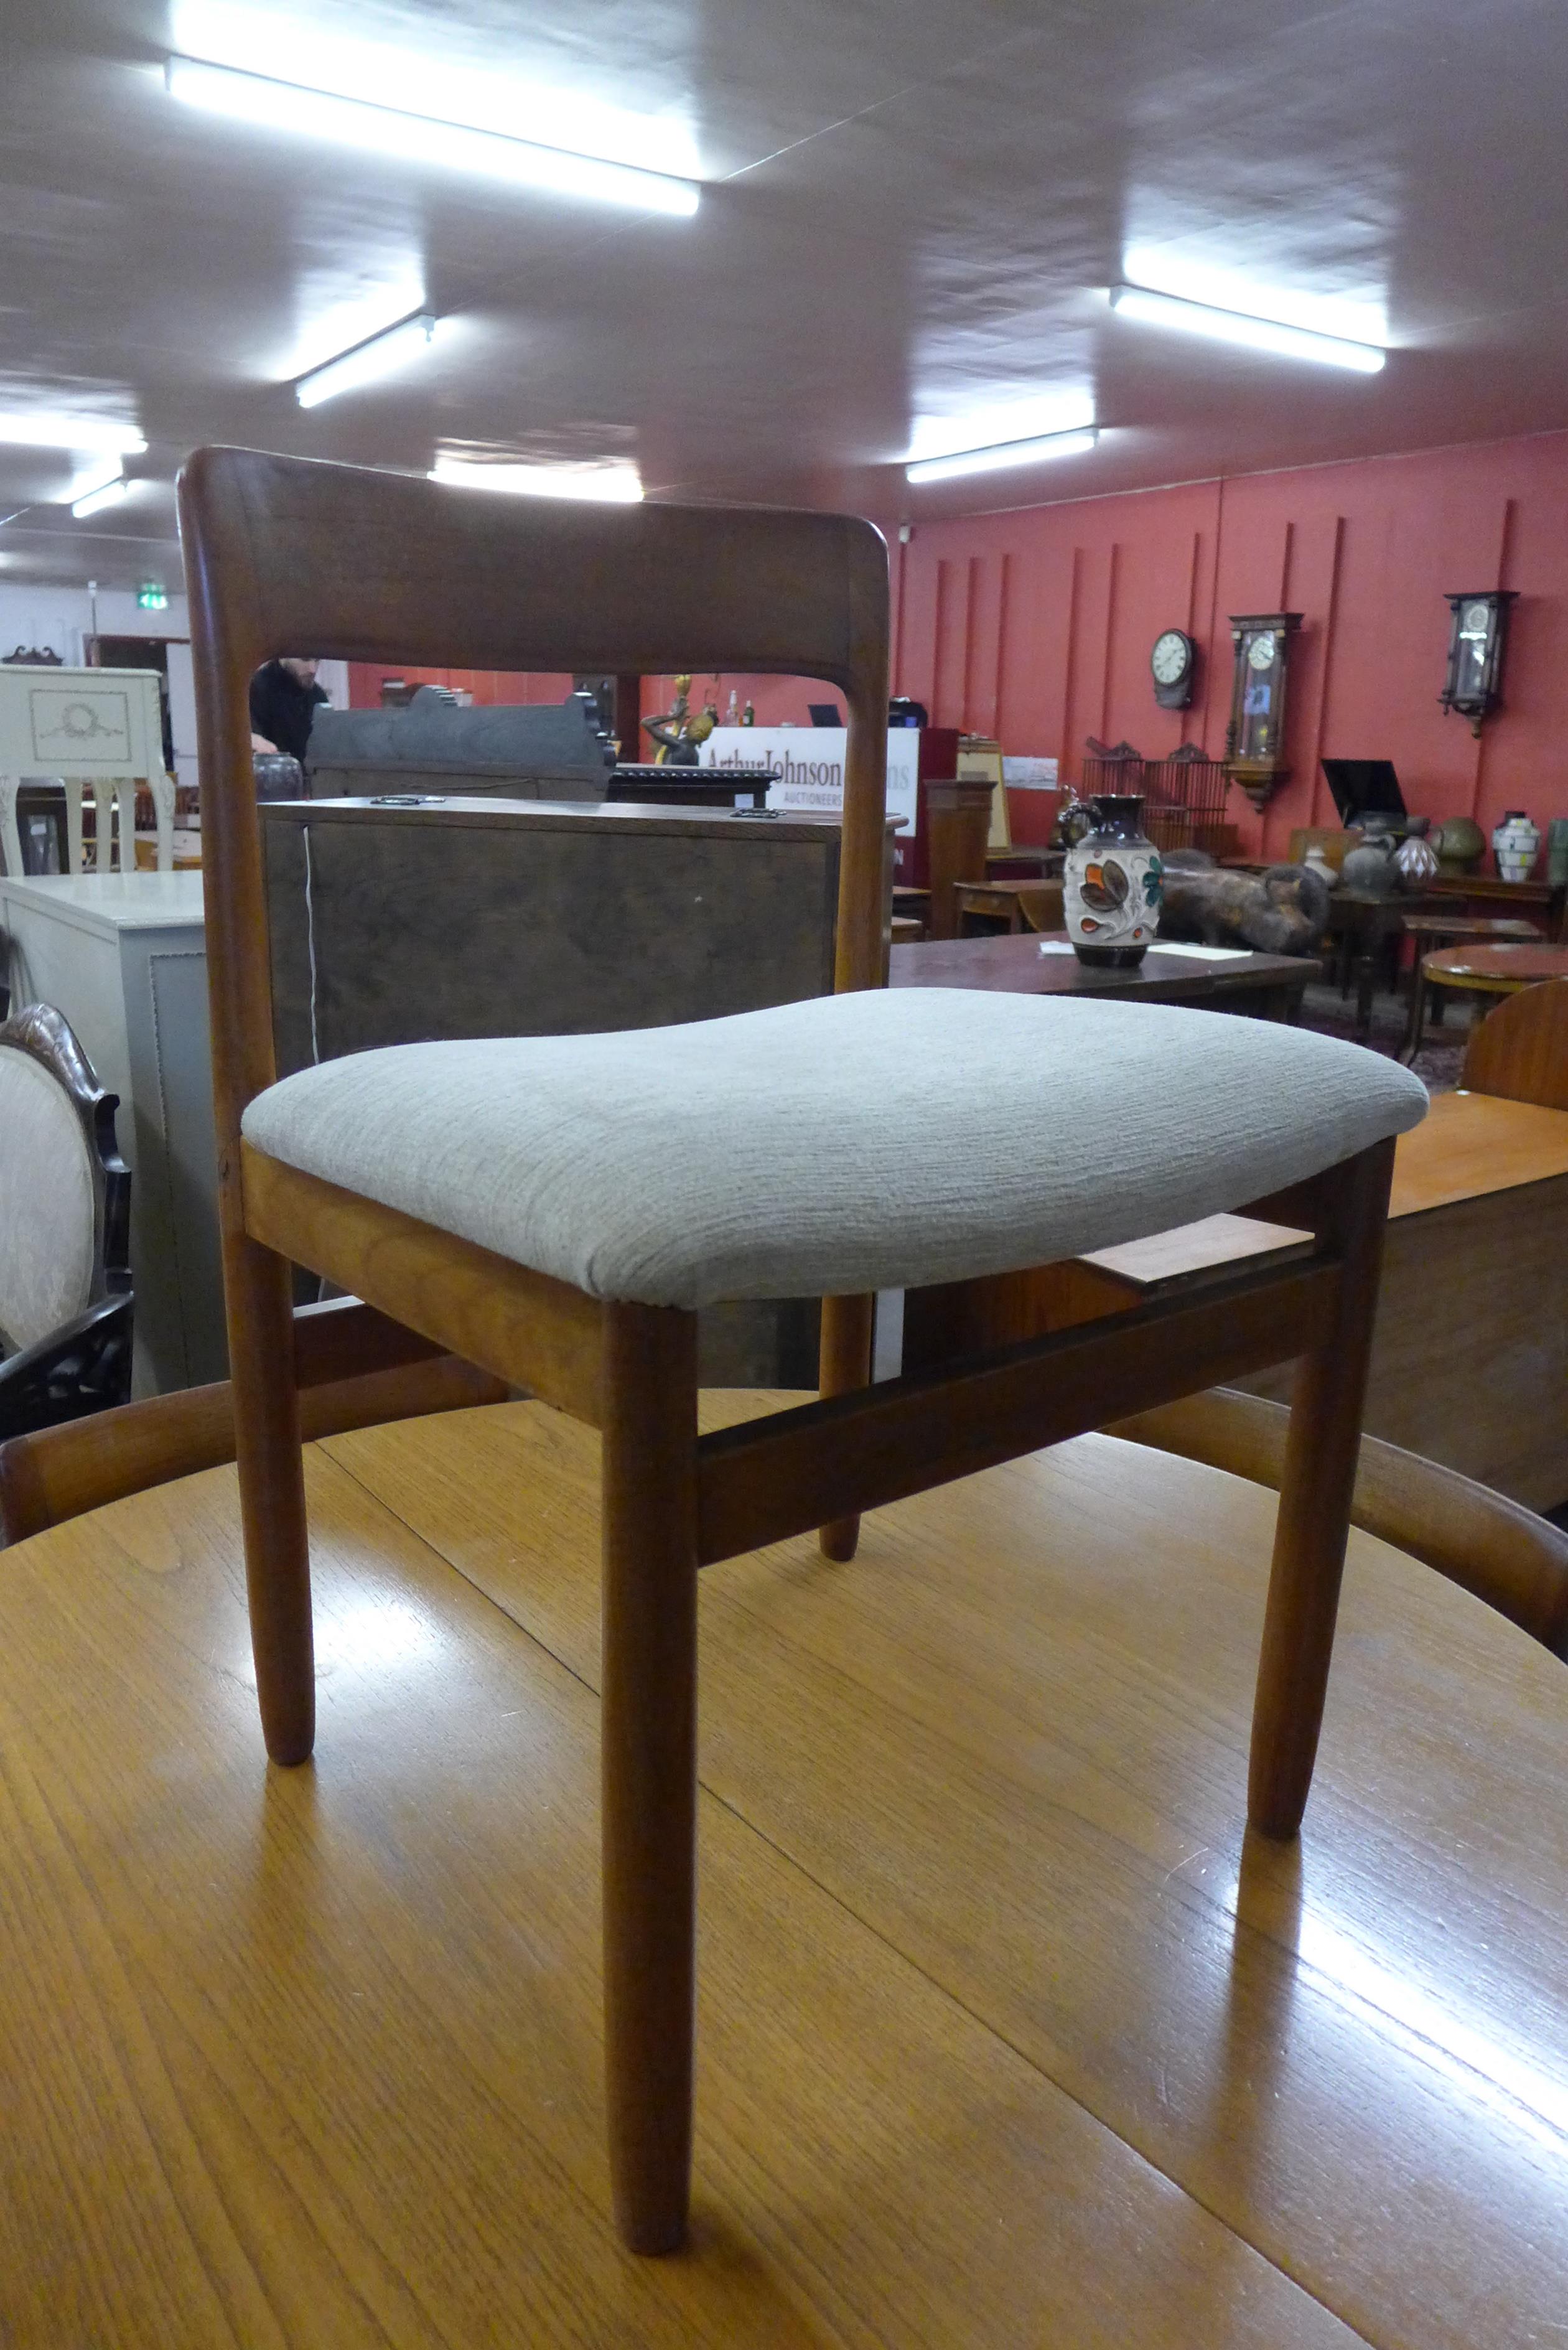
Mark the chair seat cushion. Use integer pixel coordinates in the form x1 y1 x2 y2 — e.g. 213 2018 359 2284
241 989 1427 1309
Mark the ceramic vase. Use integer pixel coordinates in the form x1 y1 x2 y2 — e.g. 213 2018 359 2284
1302 845 1338 888
1491 810 1540 882
1431 814 1486 874
1063 793 1162 967
1394 831 1440 889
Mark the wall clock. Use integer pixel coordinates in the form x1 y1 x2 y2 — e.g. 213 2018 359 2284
1225 611 1302 812
1439 590 1516 736
1150 628 1196 709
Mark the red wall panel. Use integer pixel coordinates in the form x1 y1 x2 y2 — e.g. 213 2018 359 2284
894 428 1568 860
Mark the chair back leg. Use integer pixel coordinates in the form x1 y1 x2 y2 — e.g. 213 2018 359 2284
228 1233 315 1764
817 1291 875 1560
1247 1136 1397 1837
600 1300 700 2253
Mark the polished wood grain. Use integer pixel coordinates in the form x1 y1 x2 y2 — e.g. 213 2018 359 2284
0 1416 1406 2349
1246 1140 1395 1836
0 1349 505 1546
1388 1087 1568 1212
1080 1093 1568 1510
1422 942 1568 989
1462 974 1568 1110
600 1304 701 2253
319 1399 1568 2350
1109 1384 1568 1657
891 927 1317 1012
241 1143 605 1425
698 1256 1340 1566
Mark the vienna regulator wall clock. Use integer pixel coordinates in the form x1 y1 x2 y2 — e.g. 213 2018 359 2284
1225 611 1302 812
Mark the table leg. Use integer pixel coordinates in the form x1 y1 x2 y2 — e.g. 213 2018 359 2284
1399 959 1427 1063
1354 943 1378 1037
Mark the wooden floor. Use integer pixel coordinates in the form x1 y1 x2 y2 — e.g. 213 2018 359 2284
3 1395 1567 2346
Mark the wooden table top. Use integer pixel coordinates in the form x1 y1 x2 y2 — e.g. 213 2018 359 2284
1400 914 1543 943
892 929 1315 998
1085 1090 1568 1289
1423 943 1568 985
4 1398 1567 2347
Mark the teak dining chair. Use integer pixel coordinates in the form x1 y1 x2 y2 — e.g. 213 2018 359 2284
179 447 1426 2255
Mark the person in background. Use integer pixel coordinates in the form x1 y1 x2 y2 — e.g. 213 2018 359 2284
250 656 329 762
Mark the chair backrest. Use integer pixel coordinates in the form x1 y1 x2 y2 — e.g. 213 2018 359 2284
1109 1385 1568 1661
0 1003 129 1351
1460 976 1568 1110
177 449 890 1177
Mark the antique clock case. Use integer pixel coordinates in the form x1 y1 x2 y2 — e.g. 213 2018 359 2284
1439 591 1516 734
1225 611 1302 812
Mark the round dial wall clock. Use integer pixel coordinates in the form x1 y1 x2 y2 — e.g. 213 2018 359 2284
1248 632 1277 670
1150 627 1197 708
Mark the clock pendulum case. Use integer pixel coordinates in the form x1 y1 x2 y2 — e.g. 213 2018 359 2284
1225 611 1302 812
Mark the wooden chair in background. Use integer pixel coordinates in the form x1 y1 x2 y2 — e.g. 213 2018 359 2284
1111 1387 1568 1662
0 1296 505 1545
177 446 1424 2255
1460 974 1568 1110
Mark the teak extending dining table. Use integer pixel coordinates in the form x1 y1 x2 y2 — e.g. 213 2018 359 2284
2 1398 1565 2348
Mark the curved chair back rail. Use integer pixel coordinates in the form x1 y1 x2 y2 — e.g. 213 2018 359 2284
1109 1386 1568 1662
1461 975 1568 1110
0 1296 508 1547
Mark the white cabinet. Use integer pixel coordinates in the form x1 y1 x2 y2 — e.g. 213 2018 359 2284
0 873 223 1392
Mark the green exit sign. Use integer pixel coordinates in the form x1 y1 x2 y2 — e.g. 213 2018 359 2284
136 582 169 611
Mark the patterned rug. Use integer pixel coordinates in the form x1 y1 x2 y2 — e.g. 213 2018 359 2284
1294 979 1470 1095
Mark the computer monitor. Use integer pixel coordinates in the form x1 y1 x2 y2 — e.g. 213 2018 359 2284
1321 759 1407 824
808 701 844 728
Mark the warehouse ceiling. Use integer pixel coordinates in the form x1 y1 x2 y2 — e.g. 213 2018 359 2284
4 0 1567 591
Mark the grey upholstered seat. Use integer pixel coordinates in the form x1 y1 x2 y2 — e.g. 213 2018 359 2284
241 988 1427 1311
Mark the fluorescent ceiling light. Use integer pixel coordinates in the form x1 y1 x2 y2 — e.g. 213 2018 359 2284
1109 284 1385 373
907 391 1096 468
296 312 446 408
166 56 701 217
0 413 146 456
431 459 644 504
906 428 1099 485
72 477 130 519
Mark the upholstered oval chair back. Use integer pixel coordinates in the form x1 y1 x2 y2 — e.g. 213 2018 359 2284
0 1006 126 1352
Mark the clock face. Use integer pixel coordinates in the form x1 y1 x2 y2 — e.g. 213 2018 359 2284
1151 630 1190 685
1462 599 1492 637
1247 632 1277 671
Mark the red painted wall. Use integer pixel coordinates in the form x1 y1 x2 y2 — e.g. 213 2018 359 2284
892 427 1568 861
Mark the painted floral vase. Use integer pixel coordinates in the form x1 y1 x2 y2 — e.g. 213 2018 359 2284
1491 810 1541 882
1063 793 1162 967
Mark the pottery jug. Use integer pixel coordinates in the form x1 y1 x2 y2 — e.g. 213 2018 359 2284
1063 794 1162 967
1492 810 1541 882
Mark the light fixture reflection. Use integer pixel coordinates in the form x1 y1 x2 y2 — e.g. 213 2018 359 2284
906 428 1099 485
296 312 446 408
166 55 701 217
72 477 131 519
1109 283 1386 373
1292 1908 1568 2158
431 459 644 503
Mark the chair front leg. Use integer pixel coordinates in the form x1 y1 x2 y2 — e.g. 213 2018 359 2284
600 1301 700 2254
1247 1137 1396 1838
227 1230 315 1764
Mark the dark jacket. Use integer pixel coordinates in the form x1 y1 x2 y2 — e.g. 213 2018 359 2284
249 661 328 763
